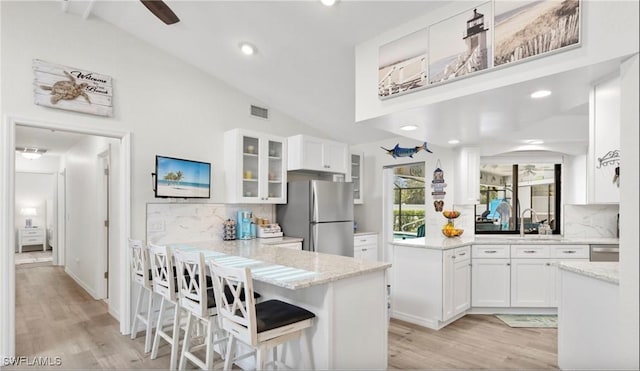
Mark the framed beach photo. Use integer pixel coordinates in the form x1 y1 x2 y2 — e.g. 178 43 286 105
378 27 429 99
429 2 493 85
494 0 581 67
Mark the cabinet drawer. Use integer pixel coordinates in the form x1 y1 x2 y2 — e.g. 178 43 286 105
21 229 43 237
273 242 302 250
511 245 550 258
454 246 471 262
550 245 589 259
22 236 43 244
354 234 377 247
472 245 510 259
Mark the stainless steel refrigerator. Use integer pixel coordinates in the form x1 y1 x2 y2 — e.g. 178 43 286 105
276 180 354 257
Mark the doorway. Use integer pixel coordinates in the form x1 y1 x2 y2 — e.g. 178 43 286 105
0 116 132 359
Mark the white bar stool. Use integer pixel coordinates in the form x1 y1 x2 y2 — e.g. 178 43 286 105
208 261 316 370
149 243 183 370
129 238 155 353
174 250 228 370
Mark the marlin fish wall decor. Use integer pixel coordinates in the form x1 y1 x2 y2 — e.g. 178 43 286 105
381 142 433 159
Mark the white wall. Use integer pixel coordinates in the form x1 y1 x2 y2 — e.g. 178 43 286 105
355 0 640 122
15 155 61 173
14 173 54 250
59 135 118 302
0 0 327 335
618 53 639 369
563 154 587 204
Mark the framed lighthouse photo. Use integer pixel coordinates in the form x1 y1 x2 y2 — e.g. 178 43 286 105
428 2 493 85
494 0 581 67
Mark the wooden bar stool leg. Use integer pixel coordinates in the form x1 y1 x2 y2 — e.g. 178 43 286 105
144 290 155 353
205 319 215 369
302 330 314 370
130 284 143 339
256 345 267 371
224 335 236 371
179 312 193 371
169 303 182 370
151 297 166 360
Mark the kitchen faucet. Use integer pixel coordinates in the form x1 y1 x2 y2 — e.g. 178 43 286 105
520 208 539 237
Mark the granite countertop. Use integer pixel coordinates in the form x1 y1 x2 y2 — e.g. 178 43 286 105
391 236 619 250
168 239 391 290
556 261 619 284
257 236 303 245
354 231 378 237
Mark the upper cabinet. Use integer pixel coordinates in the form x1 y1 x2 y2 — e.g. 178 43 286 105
454 147 480 205
224 129 287 204
287 134 349 174
349 152 364 204
588 74 620 204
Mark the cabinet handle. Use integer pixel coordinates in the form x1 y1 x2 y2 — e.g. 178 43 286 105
362 248 367 252
459 252 466 256
506 263 511 266
524 250 537 253
563 250 576 254
546 262 551 266
451 256 456 259
360 239 367 242
485 250 497 254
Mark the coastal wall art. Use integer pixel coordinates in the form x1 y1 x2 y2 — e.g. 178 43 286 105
378 0 581 99
429 2 493 85
378 28 428 98
494 0 580 67
33 59 113 116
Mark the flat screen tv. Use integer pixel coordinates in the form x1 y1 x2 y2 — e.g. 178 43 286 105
154 155 211 199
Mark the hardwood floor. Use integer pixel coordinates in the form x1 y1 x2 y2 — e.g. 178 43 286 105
389 317 558 369
13 265 558 369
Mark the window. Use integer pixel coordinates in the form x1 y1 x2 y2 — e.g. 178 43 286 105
392 164 425 240
475 163 561 235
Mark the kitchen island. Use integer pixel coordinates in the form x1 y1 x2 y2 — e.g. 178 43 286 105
168 239 391 369
556 261 624 370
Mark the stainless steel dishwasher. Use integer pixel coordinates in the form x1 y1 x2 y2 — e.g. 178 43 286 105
590 244 619 261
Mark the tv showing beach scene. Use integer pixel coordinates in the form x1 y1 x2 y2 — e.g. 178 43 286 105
155 155 211 198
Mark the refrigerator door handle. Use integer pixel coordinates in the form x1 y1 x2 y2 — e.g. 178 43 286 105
310 224 317 252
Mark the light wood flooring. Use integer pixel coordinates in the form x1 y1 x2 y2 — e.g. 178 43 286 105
13 265 558 369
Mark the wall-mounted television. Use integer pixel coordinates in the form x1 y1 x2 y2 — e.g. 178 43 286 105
154 155 211 199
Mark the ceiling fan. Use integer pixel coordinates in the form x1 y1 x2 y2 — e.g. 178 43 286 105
140 0 180 25
520 164 537 178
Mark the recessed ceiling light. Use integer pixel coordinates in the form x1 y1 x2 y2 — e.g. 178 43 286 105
448 139 460 145
523 139 545 145
239 42 255 56
400 125 418 131
530 90 551 99
321 0 337 6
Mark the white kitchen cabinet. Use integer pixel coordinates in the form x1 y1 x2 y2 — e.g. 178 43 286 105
354 234 377 261
287 134 348 174
270 242 302 250
349 152 364 204
443 246 471 320
588 74 620 203
454 147 480 204
471 258 511 307
510 244 589 307
224 129 287 204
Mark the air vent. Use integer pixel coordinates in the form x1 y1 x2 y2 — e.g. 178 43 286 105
250 105 269 120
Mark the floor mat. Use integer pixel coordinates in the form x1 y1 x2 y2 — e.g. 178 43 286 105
495 314 557 328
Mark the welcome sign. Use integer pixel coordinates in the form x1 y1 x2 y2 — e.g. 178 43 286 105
33 59 113 117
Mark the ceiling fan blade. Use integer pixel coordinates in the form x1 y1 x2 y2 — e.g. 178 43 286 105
140 0 180 25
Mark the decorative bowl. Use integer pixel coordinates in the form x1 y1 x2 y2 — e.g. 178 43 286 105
442 210 461 219
442 228 464 238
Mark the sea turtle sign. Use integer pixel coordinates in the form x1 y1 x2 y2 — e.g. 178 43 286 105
33 59 113 117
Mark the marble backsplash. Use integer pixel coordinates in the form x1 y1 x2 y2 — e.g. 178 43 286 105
564 204 619 238
146 203 275 244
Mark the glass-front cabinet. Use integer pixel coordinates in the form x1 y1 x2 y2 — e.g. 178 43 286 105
350 152 364 204
224 129 287 204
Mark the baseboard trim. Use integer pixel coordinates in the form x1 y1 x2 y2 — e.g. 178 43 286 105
64 267 99 300
391 311 438 329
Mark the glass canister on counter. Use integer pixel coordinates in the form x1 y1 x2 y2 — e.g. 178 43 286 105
223 219 237 240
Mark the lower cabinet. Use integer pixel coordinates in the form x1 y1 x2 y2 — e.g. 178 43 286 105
443 247 471 321
471 258 511 307
510 258 552 307
354 234 378 261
